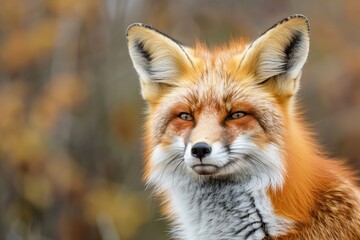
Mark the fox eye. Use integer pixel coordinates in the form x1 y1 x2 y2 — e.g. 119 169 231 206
227 111 247 120
179 112 194 121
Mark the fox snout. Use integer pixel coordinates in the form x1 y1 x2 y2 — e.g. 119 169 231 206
191 142 212 160
190 142 217 175
185 140 226 175
183 113 226 175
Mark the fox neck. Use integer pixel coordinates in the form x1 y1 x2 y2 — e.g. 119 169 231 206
268 109 332 224
167 178 291 240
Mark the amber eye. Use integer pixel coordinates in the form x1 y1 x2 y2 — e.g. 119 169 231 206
227 111 247 120
179 112 194 121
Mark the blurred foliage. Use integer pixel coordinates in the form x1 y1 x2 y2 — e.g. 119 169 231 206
0 0 359 239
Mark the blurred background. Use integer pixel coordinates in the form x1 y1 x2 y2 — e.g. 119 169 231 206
0 0 359 239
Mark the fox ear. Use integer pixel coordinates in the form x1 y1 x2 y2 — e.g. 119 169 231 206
126 23 194 101
240 15 310 96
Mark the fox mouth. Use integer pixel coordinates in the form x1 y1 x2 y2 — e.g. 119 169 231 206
192 164 219 175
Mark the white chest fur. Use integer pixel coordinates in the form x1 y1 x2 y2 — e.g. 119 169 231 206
167 179 290 240
148 140 290 239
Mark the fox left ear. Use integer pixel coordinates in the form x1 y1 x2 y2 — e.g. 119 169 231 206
239 15 310 96
127 23 195 102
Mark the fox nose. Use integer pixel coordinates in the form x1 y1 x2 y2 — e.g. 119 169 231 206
191 142 212 159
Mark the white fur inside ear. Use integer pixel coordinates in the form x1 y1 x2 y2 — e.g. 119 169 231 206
127 24 196 101
128 40 152 81
127 24 193 84
128 38 180 82
257 30 309 80
241 16 310 83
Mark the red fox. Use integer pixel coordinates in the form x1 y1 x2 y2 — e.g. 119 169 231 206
126 15 360 239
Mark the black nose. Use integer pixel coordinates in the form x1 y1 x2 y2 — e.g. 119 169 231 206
191 142 212 159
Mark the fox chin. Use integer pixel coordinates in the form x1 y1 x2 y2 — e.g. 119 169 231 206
127 15 360 240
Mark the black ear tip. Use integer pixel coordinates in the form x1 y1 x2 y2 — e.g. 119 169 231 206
126 23 160 38
294 14 310 31
280 14 310 29
262 14 310 37
126 23 144 38
290 14 308 21
286 14 310 33
126 23 138 35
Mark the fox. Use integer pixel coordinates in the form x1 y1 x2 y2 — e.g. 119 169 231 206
126 15 360 239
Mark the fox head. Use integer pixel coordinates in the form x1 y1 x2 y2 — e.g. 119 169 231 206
127 15 310 191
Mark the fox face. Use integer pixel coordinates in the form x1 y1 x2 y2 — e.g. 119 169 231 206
127 15 310 191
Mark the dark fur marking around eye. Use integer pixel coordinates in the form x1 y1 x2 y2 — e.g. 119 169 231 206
284 31 303 71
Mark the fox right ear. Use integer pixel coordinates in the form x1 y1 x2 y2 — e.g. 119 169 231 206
238 15 310 97
126 24 195 102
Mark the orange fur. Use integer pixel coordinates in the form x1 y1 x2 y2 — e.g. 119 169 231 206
128 16 360 239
